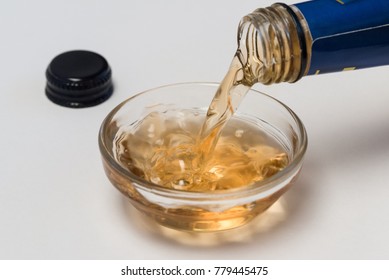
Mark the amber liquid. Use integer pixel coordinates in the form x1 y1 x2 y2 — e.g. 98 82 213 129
114 109 288 192
110 106 289 231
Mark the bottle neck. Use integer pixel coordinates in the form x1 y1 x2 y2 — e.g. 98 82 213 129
237 3 311 85
240 1 389 82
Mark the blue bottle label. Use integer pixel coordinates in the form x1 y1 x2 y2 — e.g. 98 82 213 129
294 0 389 75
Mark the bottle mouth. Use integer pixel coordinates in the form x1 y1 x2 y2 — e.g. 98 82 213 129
237 3 311 84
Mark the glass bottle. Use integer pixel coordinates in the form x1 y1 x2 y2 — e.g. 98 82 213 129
238 0 389 85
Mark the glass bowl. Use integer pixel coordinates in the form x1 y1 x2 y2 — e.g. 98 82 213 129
98 83 307 232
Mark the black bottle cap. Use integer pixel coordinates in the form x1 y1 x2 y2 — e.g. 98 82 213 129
45 50 113 108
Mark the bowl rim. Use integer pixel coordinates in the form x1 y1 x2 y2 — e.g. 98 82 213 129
98 82 308 199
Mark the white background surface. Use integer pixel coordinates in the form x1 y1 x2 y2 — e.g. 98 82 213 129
1 0 389 260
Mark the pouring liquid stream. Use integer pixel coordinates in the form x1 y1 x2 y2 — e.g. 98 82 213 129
196 21 264 163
